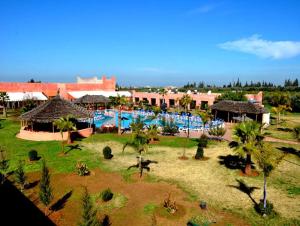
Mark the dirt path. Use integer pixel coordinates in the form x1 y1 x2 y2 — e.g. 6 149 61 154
24 169 249 226
264 136 300 145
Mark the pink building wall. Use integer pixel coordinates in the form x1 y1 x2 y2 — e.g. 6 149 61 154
132 90 263 108
0 76 116 100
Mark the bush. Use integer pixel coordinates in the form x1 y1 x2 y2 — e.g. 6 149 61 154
28 150 38 161
76 162 90 176
255 199 274 216
195 146 204 159
101 188 113 202
198 134 208 148
103 146 113 159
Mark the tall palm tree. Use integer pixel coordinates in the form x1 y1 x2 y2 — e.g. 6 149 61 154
0 92 9 118
254 142 283 214
179 94 192 112
123 118 149 177
109 95 128 135
231 121 263 175
53 115 77 154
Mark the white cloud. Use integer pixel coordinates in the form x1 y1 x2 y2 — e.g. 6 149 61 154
187 3 220 15
218 35 300 59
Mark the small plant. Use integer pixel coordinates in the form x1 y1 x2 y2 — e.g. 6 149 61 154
195 146 204 159
101 188 114 202
28 150 38 161
103 146 113 159
76 162 90 176
163 193 177 214
39 159 53 215
255 199 274 216
0 148 9 184
15 160 27 192
78 186 100 226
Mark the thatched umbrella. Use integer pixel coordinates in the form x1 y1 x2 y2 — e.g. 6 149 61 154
74 95 110 110
19 95 93 131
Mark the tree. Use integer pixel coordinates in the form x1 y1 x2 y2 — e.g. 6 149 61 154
78 186 100 226
231 121 263 175
179 94 192 112
254 143 283 214
147 124 159 143
109 95 128 135
0 92 9 118
0 148 9 184
216 92 247 102
53 115 77 153
198 110 212 134
123 118 149 177
39 159 53 215
15 160 27 192
271 105 292 127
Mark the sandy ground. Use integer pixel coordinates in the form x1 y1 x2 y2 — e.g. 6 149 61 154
84 140 300 219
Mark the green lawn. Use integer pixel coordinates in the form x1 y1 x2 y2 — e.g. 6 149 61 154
0 118 101 173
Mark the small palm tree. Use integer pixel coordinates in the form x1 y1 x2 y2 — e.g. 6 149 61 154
231 121 263 175
0 92 9 118
53 115 77 154
123 118 149 177
198 110 212 134
179 94 192 112
271 105 292 127
109 95 128 135
254 142 283 214
147 125 159 143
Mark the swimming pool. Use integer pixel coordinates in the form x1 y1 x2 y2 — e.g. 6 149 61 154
94 110 224 130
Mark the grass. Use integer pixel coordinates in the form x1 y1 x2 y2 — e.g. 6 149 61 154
143 203 158 214
0 118 102 174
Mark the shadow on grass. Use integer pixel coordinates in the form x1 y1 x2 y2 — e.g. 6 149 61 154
65 144 82 154
228 179 259 205
50 190 73 212
277 147 300 158
128 158 158 177
218 155 250 170
26 180 40 189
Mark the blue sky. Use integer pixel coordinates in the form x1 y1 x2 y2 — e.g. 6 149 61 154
0 0 300 86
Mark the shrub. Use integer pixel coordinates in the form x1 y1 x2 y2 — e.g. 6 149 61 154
101 188 114 202
163 193 177 214
255 199 274 216
76 162 90 176
28 150 38 161
103 146 113 159
198 134 208 148
195 146 204 159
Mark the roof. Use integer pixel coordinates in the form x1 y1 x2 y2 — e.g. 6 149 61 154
7 92 48 102
20 95 93 123
74 95 109 104
211 100 268 114
68 91 131 99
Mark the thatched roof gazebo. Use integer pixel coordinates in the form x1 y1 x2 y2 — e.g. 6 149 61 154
211 100 269 123
18 95 94 141
74 94 110 110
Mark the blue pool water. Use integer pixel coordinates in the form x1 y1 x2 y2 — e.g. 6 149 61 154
94 110 223 129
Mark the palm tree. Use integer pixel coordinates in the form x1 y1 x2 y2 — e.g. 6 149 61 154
109 95 128 135
123 118 149 177
53 115 77 154
271 105 292 127
179 94 192 112
198 110 212 134
147 124 159 143
0 92 9 118
231 121 263 175
175 97 181 112
254 142 283 214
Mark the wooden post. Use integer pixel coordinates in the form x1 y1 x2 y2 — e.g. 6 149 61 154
255 114 258 121
227 112 229 122
52 124 54 133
